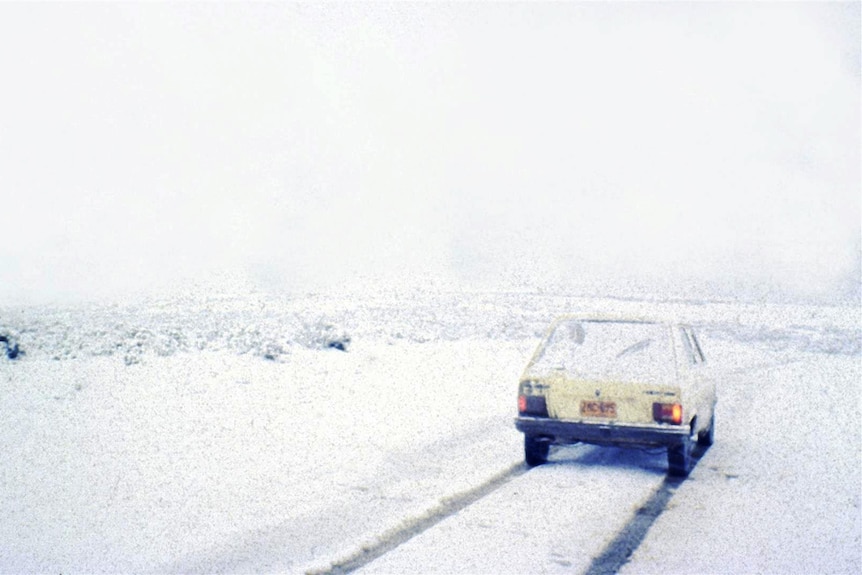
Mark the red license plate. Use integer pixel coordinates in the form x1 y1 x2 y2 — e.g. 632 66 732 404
580 400 617 418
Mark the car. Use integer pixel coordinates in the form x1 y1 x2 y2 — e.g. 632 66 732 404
515 314 716 476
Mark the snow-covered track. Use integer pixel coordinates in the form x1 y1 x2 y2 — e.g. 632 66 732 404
318 462 527 574
584 468 687 575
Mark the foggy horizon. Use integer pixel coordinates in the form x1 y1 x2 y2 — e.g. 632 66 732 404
0 2 859 306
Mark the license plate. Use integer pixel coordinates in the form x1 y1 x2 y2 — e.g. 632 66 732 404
581 400 617 418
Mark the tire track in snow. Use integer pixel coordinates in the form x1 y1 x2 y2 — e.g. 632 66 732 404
317 462 527 574
322 427 717 574
585 444 710 575
584 475 684 575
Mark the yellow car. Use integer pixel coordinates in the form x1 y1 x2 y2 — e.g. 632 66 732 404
515 315 716 476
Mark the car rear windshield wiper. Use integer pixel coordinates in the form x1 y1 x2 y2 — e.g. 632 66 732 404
616 339 651 358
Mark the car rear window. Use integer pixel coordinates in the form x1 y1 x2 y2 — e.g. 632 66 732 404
531 320 675 383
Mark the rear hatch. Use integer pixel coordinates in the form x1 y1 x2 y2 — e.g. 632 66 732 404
527 319 681 425
543 373 680 425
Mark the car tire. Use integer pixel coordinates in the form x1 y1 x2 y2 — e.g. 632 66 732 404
697 412 715 447
667 437 692 477
524 435 549 467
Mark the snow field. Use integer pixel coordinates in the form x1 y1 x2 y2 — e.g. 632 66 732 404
0 334 535 573
1 292 858 573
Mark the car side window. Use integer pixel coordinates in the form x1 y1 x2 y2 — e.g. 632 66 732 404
680 327 705 365
689 329 706 363
678 327 695 365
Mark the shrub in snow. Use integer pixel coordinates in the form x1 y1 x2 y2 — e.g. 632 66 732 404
297 319 351 352
153 329 188 356
0 332 21 359
262 342 287 361
227 326 266 356
326 338 349 351
120 329 152 365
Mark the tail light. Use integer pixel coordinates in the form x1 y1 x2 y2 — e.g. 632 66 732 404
653 402 683 425
518 380 549 417
518 394 548 416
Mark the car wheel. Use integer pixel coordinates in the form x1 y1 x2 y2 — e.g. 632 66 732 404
697 412 715 447
667 437 692 477
524 435 549 467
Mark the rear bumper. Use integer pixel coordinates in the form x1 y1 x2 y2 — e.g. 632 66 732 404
515 416 689 448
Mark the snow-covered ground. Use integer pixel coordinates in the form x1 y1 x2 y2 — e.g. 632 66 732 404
0 291 859 573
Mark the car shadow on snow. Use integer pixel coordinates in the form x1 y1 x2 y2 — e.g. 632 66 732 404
545 442 710 477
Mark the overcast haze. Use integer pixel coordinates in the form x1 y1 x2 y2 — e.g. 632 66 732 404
0 2 859 304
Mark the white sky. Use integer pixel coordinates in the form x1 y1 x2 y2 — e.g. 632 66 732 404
0 2 859 304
